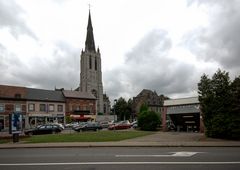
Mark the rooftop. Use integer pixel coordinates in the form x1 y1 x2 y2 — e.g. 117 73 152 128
164 97 199 106
62 90 96 100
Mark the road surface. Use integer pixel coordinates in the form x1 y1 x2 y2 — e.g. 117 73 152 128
0 147 240 170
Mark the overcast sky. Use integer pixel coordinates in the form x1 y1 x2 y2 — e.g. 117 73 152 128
0 0 240 103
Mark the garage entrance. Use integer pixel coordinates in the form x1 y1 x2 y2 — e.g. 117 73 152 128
168 113 200 132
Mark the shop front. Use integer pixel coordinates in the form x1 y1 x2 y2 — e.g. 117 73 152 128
28 113 65 128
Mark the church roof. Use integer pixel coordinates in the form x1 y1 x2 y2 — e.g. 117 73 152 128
85 10 96 52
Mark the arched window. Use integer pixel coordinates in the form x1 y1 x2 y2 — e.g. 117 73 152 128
89 56 92 69
104 104 106 113
95 58 97 71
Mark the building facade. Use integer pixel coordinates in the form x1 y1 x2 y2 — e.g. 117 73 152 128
132 89 164 117
26 88 66 128
162 97 204 132
62 90 96 122
79 10 110 114
0 85 27 130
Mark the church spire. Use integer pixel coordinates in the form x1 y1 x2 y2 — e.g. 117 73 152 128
85 10 96 52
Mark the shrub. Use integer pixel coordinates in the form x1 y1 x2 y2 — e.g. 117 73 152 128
138 110 161 131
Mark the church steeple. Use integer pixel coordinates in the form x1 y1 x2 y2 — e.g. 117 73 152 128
85 10 96 52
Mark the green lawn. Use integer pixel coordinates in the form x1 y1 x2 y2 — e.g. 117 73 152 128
23 130 154 143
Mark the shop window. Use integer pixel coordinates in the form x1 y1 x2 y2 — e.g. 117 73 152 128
28 103 35 111
57 105 63 112
0 104 4 112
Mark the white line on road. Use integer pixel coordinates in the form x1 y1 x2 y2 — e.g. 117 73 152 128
116 151 201 157
0 162 240 166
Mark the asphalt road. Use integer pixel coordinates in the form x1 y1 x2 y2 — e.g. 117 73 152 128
0 147 240 170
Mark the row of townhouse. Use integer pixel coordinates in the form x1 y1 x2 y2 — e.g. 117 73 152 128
0 85 96 131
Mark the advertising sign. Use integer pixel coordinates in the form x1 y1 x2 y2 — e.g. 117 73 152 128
9 112 22 134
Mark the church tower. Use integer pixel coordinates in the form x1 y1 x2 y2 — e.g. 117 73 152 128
79 10 104 114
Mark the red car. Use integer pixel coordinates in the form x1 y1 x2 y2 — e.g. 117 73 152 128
108 121 131 130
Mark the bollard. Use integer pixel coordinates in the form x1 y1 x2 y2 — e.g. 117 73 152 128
13 133 19 143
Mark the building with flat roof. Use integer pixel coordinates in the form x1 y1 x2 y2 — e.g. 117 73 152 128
162 97 204 132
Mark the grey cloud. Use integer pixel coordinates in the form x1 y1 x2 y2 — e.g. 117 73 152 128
0 0 37 39
0 41 80 90
185 0 240 74
104 29 198 100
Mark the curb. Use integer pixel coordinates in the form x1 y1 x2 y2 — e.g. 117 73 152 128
1 141 240 149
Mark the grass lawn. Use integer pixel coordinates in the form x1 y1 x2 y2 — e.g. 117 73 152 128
23 130 154 143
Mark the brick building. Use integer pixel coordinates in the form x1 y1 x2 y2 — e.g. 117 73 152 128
0 85 27 130
62 90 96 122
0 85 97 131
132 89 164 118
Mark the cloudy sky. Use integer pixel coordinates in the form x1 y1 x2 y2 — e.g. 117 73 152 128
0 0 240 102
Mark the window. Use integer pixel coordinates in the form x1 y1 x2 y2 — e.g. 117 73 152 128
95 58 97 70
28 103 35 111
89 56 92 69
104 104 106 113
40 104 46 112
15 93 21 98
49 104 54 112
15 104 21 112
57 105 63 112
0 104 4 112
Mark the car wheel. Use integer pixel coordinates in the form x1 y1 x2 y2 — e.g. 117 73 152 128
52 130 57 134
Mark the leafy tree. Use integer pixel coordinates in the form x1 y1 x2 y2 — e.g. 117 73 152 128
198 69 240 139
139 103 148 113
137 104 161 131
114 97 131 120
65 115 72 124
230 76 240 139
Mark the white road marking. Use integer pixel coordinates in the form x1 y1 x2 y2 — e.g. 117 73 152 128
0 162 240 166
116 151 201 157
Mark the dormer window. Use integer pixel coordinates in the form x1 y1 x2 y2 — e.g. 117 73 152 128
15 94 21 98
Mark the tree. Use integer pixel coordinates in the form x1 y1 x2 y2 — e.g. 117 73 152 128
115 97 131 120
137 104 161 131
198 69 240 139
230 76 240 139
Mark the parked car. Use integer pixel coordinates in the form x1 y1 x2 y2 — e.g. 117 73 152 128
51 123 64 130
100 121 110 128
131 120 138 129
24 124 62 136
73 122 103 132
108 121 131 130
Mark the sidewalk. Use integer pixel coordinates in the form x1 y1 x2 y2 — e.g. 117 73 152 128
1 131 240 149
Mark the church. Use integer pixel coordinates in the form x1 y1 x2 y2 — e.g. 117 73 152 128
77 10 110 115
